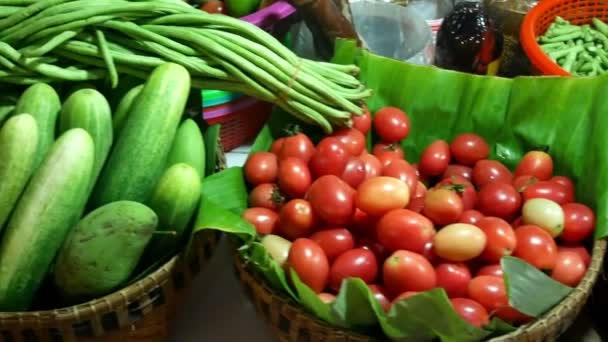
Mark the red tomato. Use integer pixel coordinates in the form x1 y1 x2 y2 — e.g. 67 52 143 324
341 157 367 189
373 106 411 142
422 240 441 265
357 237 390 262
329 248 378 291
352 106 372 135
476 264 503 277
514 151 554 181
307 175 356 226
360 152 382 179
249 183 284 211
476 217 517 263
309 137 350 178
522 181 574 205
512 175 538 192
383 250 437 295
244 152 278 185
472 160 513 188
418 140 451 177
331 128 367 156
356 176 410 217
450 298 490 328
310 228 355 261
513 225 558 270
242 207 279 235
368 285 392 312
406 181 427 213
277 133 315 163
348 208 377 238
467 275 528 323
390 291 419 309
435 263 472 298
376 209 436 253
437 176 477 211
382 159 419 194
318 293 336 303
476 182 522 220
558 245 591 267
277 157 311 199
442 164 473 182
423 188 464 226
288 239 329 293
551 176 575 195
560 203 596 243
373 142 405 160
270 137 285 155
449 133 490 166
433 224 487 262
201 0 226 13
459 209 484 225
279 199 316 240
511 216 523 228
551 251 587 287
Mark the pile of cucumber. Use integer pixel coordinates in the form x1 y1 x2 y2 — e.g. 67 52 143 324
0 63 207 311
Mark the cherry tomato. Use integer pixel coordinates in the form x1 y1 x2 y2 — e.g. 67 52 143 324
522 198 565 238
476 182 522 220
511 216 523 228
357 237 390 262
558 245 591 267
287 238 329 293
270 137 285 155
348 208 378 238
201 0 226 13
390 291 419 309
360 152 383 179
356 176 411 217
376 208 436 253
514 151 553 181
443 164 473 182
307 175 356 226
423 188 464 226
277 133 315 163
331 128 367 156
242 207 279 235
373 106 411 143
560 203 596 243
422 240 441 265
382 159 419 194
512 175 538 192
435 263 472 298
329 248 378 291
279 199 316 240
551 175 575 195
450 298 490 328
383 250 437 295
472 160 513 188
418 140 451 177
249 183 284 211
341 157 367 189
352 106 372 135
309 137 350 178
449 133 490 166
318 293 336 303
476 264 503 277
244 152 278 185
437 176 477 211
261 234 292 267
476 217 517 263
434 223 487 262
513 225 558 270
368 284 392 312
459 209 484 225
467 276 524 321
551 251 587 287
277 157 311 199
373 142 405 160
310 228 355 261
522 181 574 205
406 181 427 213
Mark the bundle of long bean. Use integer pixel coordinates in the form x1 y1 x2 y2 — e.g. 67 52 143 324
0 0 371 132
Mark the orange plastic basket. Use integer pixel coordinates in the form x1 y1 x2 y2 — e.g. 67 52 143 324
520 0 608 76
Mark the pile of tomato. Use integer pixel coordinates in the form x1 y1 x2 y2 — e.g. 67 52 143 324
241 106 596 329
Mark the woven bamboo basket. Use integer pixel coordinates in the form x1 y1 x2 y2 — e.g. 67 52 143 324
233 238 607 342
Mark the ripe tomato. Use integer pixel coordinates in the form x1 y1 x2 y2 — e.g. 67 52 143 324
288 239 329 293
318 293 336 303
551 251 587 287
459 209 484 225
201 0 226 13
373 106 411 142
406 181 427 213
242 207 279 235
476 217 517 263
435 263 472 298
329 248 378 291
368 284 392 312
476 264 503 277
331 128 367 156
376 208 435 253
261 234 292 267
356 176 410 217
513 225 558 270
348 208 378 238
450 298 490 328
307 175 356 226
468 276 530 324
522 181 574 205
277 133 315 163
383 250 437 295
472 160 513 188
310 228 355 261
437 176 477 211
433 223 487 262
512 175 538 192
270 137 285 155
476 182 521 220
514 151 553 181
560 203 596 243
279 199 316 240
418 140 451 177
360 152 383 179
309 137 350 178
357 237 390 262
422 240 441 265
341 157 367 189
390 291 419 309
244 152 278 185
352 106 372 135
249 183 284 211
373 142 405 160
423 188 464 226
443 164 473 182
277 157 311 198
558 245 591 267
382 159 418 194
551 175 575 195
449 133 490 166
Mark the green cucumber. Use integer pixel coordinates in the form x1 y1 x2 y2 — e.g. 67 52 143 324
53 201 158 302
0 114 38 230
166 119 205 179
0 128 94 311
13 83 61 170
92 63 191 207
112 84 143 137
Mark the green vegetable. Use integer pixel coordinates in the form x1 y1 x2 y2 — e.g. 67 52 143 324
225 0 261 17
111 83 142 136
166 118 206 178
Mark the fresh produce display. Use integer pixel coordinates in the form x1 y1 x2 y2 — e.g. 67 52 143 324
188 0 269 17
0 0 369 132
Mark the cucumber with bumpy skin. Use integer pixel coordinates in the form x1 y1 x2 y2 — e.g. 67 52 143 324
166 119 205 179
0 128 94 311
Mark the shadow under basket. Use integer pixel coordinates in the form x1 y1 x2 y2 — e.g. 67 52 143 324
233 239 607 342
